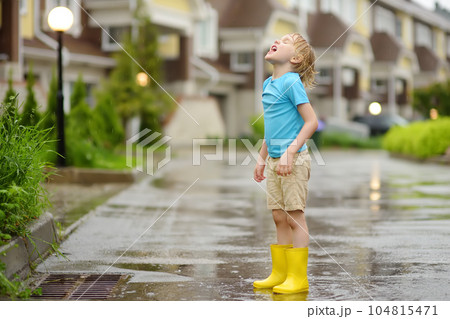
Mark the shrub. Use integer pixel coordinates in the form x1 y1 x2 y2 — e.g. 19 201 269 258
382 117 450 159
1 96 50 299
0 97 50 239
20 65 41 127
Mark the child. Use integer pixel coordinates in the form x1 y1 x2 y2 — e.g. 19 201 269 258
253 33 318 294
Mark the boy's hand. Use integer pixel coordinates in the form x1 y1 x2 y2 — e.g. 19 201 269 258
277 151 295 176
254 163 266 182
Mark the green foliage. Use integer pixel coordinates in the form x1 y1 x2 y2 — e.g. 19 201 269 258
2 69 17 118
382 117 450 159
321 132 382 149
62 75 126 168
0 97 51 239
93 90 125 148
0 95 50 299
40 69 57 133
103 9 174 135
20 65 41 127
249 114 265 140
70 74 87 110
413 80 450 117
0 262 39 300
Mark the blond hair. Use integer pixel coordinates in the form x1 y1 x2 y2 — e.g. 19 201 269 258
291 33 318 89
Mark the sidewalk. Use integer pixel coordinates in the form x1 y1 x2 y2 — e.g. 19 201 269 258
35 149 450 300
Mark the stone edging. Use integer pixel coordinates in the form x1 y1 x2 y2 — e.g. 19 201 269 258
0 212 58 280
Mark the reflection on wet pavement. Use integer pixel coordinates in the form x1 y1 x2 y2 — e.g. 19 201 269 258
37 150 450 300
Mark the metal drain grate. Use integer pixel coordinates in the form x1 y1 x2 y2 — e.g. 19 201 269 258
32 274 124 300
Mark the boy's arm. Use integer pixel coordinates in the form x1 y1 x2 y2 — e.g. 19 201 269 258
254 139 268 182
277 102 318 176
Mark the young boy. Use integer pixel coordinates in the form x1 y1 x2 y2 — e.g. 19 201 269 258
253 33 318 294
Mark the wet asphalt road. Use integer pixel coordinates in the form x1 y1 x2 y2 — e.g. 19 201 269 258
36 149 450 301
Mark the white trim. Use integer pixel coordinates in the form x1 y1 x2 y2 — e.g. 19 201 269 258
230 52 253 72
23 46 115 68
19 0 28 15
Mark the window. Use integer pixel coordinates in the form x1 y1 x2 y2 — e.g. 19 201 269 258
316 68 332 85
194 5 218 59
45 0 81 37
374 6 396 37
102 26 129 52
295 0 316 13
415 22 433 48
395 16 403 40
19 0 27 15
321 0 356 25
447 34 450 57
230 52 253 72
372 79 387 94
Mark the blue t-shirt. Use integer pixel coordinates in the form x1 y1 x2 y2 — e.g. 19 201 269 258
262 72 309 158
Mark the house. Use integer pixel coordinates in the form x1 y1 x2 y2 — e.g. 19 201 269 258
2 0 450 142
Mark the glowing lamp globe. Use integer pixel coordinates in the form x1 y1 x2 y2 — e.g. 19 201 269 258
48 7 74 32
369 102 382 116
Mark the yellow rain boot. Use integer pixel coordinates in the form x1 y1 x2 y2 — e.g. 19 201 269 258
273 247 309 294
253 244 292 289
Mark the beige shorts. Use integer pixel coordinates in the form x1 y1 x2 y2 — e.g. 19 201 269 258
266 150 311 212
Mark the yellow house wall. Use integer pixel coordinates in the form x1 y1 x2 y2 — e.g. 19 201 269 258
275 0 289 8
20 0 34 39
271 20 296 37
433 28 446 60
354 0 370 37
397 12 413 50
400 56 412 70
347 42 364 57
153 0 191 12
361 77 370 92
158 34 180 59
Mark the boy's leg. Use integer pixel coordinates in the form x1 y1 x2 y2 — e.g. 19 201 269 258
272 209 292 245
286 210 309 247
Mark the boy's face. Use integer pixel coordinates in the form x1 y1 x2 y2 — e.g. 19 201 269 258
265 34 299 65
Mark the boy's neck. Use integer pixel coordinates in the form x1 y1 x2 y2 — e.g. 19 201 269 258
271 63 295 80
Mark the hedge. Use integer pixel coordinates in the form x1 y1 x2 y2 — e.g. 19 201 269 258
382 117 450 159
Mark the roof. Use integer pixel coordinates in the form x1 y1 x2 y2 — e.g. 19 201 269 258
23 31 108 58
307 12 349 48
208 0 290 29
370 32 401 62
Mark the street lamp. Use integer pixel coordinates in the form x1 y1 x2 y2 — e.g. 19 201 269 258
48 6 74 166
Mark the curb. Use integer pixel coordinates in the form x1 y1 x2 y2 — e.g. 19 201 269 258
45 167 142 184
0 212 58 280
389 152 450 165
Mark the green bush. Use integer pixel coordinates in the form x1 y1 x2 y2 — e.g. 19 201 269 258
0 97 50 239
413 80 450 117
382 117 450 159
321 132 382 149
1 96 50 299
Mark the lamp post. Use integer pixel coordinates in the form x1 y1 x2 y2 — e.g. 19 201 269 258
48 6 74 167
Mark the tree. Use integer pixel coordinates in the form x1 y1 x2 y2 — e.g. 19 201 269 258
70 73 87 111
20 65 40 127
40 69 57 132
103 3 174 138
413 80 450 118
1 69 18 121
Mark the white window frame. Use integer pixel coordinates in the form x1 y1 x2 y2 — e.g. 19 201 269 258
19 0 28 15
194 5 218 59
374 6 396 37
316 68 332 85
45 0 81 37
230 52 253 72
447 34 450 57
321 0 356 25
101 26 128 52
415 22 433 48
